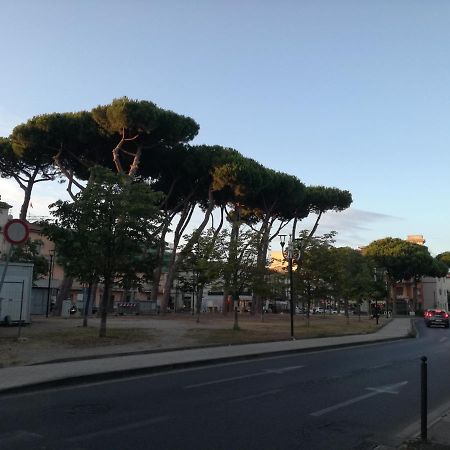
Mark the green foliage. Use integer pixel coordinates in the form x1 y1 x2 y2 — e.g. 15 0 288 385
331 246 382 303
430 257 449 278
294 231 336 304
0 239 49 282
363 237 438 282
178 226 259 296
1 132 59 220
0 137 19 179
305 186 353 215
177 228 226 294
92 97 199 144
436 252 450 270
42 167 163 288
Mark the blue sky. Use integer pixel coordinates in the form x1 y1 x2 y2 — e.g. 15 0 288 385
1 1 450 254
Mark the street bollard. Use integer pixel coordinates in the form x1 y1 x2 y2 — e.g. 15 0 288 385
421 356 428 442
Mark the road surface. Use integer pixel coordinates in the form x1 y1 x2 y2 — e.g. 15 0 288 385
1 320 449 450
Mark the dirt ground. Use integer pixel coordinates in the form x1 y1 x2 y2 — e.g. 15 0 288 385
0 312 382 368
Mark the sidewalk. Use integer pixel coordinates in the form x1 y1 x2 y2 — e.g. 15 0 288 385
1 317 448 449
0 317 412 394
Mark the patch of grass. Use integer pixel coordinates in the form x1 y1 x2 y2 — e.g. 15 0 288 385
187 317 381 345
17 327 156 348
187 328 282 345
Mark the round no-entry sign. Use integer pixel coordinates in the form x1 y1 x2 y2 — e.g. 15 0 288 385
3 219 30 245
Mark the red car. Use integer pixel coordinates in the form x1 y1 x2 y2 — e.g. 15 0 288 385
424 309 449 328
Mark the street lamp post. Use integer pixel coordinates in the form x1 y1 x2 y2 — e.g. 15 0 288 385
373 267 387 319
232 205 241 331
279 234 295 340
46 250 55 318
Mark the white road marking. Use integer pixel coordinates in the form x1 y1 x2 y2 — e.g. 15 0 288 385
185 365 304 389
185 372 269 388
368 363 392 370
230 389 282 403
366 381 408 394
433 349 448 355
310 381 408 417
65 416 170 442
264 365 304 374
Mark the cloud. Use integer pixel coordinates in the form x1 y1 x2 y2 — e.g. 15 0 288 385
320 208 402 231
300 208 403 249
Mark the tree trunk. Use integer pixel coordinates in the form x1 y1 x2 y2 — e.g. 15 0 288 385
222 290 230 315
222 214 234 316
161 191 215 311
20 179 35 221
344 298 349 325
306 294 311 328
413 278 419 313
390 281 396 316
252 219 271 315
82 283 92 328
150 223 170 303
99 277 111 337
159 205 194 312
107 286 115 313
53 276 73 316
195 283 203 323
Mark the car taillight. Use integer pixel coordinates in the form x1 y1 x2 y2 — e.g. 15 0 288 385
445 313 449 319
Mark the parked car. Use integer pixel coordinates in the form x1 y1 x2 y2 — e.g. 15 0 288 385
424 309 449 328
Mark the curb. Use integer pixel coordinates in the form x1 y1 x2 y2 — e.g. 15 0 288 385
0 334 411 397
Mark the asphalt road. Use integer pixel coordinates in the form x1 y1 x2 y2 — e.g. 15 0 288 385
1 320 450 450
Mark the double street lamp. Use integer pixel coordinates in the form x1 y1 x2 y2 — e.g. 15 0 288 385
279 234 296 340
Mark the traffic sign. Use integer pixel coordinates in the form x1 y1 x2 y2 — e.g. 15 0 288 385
3 219 30 245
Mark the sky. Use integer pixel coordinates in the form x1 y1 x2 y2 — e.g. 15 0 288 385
1 0 450 255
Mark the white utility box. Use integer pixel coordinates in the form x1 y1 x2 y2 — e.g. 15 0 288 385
0 262 33 324
61 299 72 318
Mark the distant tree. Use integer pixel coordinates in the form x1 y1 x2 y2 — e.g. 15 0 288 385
436 252 450 271
223 225 259 328
177 227 227 322
429 258 449 278
8 98 199 200
249 170 306 315
159 146 247 312
285 186 352 317
331 247 376 322
294 232 336 326
0 136 58 219
43 168 162 337
363 238 439 313
10 98 199 313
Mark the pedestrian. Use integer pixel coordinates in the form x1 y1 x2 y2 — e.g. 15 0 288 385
374 306 380 325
